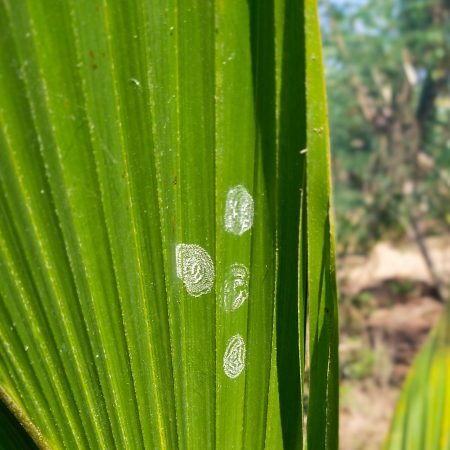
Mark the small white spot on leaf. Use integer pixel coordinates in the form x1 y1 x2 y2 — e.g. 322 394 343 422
176 243 215 297
223 334 246 379
224 185 254 236
223 263 249 312
129 78 141 88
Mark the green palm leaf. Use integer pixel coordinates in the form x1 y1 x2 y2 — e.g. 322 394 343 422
0 0 338 448
384 305 450 450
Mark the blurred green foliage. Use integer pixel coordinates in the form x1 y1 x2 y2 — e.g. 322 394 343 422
322 0 450 254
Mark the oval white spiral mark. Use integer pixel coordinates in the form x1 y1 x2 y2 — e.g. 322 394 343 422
223 263 249 312
176 243 215 297
223 334 246 379
224 185 254 236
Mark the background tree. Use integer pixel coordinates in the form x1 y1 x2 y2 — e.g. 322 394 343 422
323 0 450 291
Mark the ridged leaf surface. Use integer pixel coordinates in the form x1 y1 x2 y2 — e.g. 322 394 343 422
0 0 338 448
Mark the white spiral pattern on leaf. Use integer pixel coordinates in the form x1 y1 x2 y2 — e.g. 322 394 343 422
223 334 246 379
223 263 249 312
224 185 254 236
176 244 215 297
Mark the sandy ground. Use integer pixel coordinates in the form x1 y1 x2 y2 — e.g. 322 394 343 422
340 382 398 450
339 235 450 295
338 235 447 450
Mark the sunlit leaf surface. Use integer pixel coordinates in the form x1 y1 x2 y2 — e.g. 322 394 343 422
0 0 338 448
384 305 450 450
